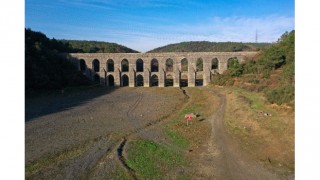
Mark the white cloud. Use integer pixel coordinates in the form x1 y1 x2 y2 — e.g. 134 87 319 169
45 14 294 52
102 15 295 52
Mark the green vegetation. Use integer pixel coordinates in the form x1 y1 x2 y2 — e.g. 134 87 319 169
25 28 91 95
148 41 271 52
107 166 130 180
126 140 186 180
25 28 139 95
224 87 294 172
212 30 295 106
165 127 189 148
26 142 91 179
60 40 139 53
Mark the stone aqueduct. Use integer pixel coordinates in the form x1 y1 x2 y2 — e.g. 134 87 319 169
68 52 258 87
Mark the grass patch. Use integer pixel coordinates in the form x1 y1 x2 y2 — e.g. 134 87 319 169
164 127 189 149
126 140 187 180
25 142 91 179
107 166 130 180
223 87 294 173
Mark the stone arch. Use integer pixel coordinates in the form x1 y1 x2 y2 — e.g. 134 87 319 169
136 59 144 72
196 58 203 72
108 75 114 86
92 59 100 72
181 58 188 72
151 59 159 72
150 74 159 87
165 74 173 87
227 57 239 68
165 58 174 72
136 74 144 87
107 59 114 72
121 59 129 72
180 74 188 87
93 74 100 83
211 58 219 70
122 74 129 86
80 59 86 71
195 73 203 86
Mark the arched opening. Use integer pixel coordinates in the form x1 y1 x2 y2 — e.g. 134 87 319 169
122 74 129 86
196 58 203 72
165 74 173 87
166 58 174 72
211 58 219 70
94 74 100 83
121 59 129 72
151 59 159 72
107 59 114 72
80 59 86 71
227 57 243 77
151 74 159 87
92 59 100 72
108 75 114 87
181 58 188 72
180 74 188 87
136 59 144 72
227 57 239 68
136 74 144 87
195 74 203 86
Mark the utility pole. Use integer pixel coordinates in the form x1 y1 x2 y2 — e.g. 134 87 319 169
255 30 258 43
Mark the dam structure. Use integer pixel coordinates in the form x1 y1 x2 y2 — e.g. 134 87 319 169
68 52 258 87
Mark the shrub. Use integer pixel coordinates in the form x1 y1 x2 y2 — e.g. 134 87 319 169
264 84 294 106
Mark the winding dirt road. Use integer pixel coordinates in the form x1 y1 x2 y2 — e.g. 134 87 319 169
25 87 291 179
192 88 288 180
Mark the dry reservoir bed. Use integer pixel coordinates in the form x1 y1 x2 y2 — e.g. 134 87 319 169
25 87 186 178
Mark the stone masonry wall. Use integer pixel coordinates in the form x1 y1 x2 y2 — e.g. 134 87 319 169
68 52 258 87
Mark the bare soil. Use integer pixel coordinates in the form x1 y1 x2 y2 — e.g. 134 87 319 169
25 87 186 179
25 86 292 179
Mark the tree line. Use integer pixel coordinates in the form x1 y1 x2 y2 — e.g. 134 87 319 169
25 28 139 95
212 30 295 106
148 41 271 53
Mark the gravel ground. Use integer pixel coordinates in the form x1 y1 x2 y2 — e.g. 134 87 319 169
25 86 291 180
25 87 186 179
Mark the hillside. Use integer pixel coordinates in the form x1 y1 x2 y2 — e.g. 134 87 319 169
211 30 294 106
60 40 139 53
25 28 91 94
148 41 271 52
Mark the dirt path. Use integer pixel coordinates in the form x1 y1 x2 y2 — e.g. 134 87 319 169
26 87 289 179
193 88 280 180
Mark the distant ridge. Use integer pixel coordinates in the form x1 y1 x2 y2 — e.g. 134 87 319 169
60 40 139 53
148 41 271 53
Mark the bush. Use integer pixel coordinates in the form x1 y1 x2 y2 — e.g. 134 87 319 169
264 84 294 105
227 58 244 77
211 74 234 86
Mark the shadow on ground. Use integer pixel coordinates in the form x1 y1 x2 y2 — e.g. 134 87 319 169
25 86 118 122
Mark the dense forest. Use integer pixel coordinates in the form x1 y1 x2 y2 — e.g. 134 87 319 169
25 28 139 95
60 40 139 53
25 29 90 95
212 30 295 106
148 41 271 52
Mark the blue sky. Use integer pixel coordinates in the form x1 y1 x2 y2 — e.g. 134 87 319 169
26 0 294 52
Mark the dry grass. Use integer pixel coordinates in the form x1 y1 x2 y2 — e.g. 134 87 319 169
223 87 294 174
166 87 220 153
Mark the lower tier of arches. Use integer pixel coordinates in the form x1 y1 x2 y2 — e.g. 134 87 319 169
96 72 210 87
